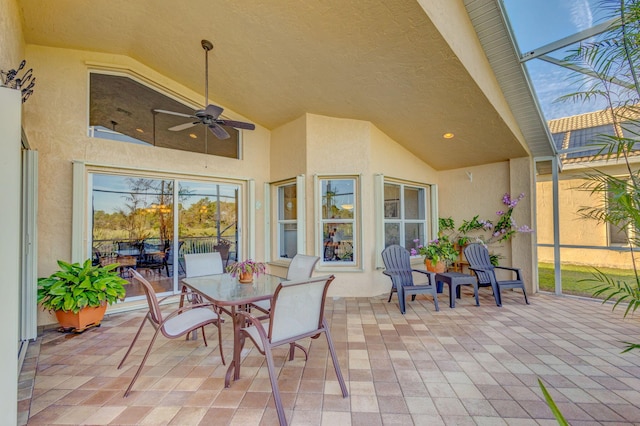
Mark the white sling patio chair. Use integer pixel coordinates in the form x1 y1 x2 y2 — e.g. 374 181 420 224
117 269 224 397
238 275 348 426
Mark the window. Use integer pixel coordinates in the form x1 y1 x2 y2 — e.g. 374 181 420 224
277 182 297 259
607 181 632 246
89 73 241 158
320 177 356 264
383 182 428 252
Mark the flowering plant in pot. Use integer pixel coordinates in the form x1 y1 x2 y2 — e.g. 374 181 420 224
411 236 459 272
37 259 128 332
226 259 267 283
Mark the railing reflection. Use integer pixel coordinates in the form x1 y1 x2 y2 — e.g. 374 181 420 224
92 236 237 277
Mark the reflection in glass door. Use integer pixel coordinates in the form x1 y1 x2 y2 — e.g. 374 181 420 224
90 173 241 299
177 181 239 274
91 174 174 298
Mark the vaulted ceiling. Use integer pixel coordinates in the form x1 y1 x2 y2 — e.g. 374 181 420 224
19 0 539 170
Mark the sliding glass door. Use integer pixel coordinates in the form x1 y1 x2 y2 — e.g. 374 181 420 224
89 172 240 299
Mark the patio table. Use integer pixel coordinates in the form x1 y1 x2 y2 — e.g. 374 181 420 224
435 271 479 308
181 273 283 387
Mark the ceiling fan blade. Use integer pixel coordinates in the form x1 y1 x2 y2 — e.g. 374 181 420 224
169 122 198 131
218 119 256 130
204 104 224 119
208 124 231 140
153 109 195 119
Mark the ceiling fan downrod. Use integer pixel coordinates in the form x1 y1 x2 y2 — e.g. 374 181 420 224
201 39 213 107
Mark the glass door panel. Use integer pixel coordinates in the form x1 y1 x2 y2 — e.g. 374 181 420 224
178 181 239 272
91 174 174 297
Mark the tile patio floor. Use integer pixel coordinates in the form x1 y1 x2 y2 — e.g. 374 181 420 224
19 288 640 425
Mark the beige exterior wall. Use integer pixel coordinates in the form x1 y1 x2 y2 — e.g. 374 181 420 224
536 170 638 269
438 158 536 293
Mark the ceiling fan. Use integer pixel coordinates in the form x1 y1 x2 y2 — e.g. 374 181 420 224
153 40 255 140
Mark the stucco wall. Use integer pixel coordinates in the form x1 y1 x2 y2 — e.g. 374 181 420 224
537 175 638 268
438 159 537 292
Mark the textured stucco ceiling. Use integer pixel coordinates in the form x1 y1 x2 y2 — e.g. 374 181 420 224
19 0 529 170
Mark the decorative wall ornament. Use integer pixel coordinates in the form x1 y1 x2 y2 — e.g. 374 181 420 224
0 59 36 103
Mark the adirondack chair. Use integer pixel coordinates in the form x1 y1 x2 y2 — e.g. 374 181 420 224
463 243 529 306
381 245 439 314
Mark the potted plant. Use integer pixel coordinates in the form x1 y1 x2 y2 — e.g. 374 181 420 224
226 259 267 283
37 259 128 332
412 236 459 273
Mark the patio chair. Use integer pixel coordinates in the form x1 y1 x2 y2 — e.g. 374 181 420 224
463 243 529 306
184 252 224 277
252 254 320 314
117 269 225 397
237 275 348 426
381 245 439 314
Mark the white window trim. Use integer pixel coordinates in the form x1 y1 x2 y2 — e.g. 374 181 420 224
267 175 306 263
314 174 362 271
375 175 437 265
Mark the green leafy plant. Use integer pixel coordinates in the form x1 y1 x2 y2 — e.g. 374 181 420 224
537 379 569 426
226 259 267 277
555 0 640 352
37 259 128 314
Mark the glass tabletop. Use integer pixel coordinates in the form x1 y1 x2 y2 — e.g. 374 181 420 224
181 273 284 306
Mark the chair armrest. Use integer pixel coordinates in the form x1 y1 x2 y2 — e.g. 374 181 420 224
236 310 269 341
495 266 522 280
469 266 492 274
411 269 434 284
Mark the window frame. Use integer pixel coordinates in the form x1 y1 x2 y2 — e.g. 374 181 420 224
73 162 247 301
315 175 361 270
275 180 298 260
383 182 429 251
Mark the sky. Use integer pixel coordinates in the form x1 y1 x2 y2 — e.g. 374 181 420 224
502 0 614 120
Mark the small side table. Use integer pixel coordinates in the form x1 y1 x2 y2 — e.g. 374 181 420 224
435 272 479 308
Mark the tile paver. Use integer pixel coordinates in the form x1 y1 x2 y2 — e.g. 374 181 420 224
18 291 640 424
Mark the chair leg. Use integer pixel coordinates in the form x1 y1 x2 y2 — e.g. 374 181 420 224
123 328 162 397
522 287 530 304
263 344 288 426
387 287 395 303
397 285 406 314
431 287 439 312
323 319 348 398
200 326 209 346
492 282 502 307
118 315 149 369
288 343 308 361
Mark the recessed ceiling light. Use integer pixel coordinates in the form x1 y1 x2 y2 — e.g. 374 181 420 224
135 128 144 133
443 132 455 139
189 133 198 139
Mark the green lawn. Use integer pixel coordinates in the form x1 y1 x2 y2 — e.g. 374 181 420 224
538 262 638 298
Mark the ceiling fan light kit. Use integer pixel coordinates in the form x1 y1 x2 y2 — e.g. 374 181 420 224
153 39 255 140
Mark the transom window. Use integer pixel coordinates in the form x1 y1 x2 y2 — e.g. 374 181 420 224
89 72 240 158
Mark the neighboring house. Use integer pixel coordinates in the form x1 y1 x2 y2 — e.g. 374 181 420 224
0 0 550 421
537 108 640 268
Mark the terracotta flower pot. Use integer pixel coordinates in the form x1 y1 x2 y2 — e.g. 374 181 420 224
425 259 446 273
238 271 253 283
55 303 107 332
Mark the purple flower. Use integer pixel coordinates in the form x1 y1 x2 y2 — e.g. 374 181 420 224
413 238 420 243
496 210 504 216
410 248 417 256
